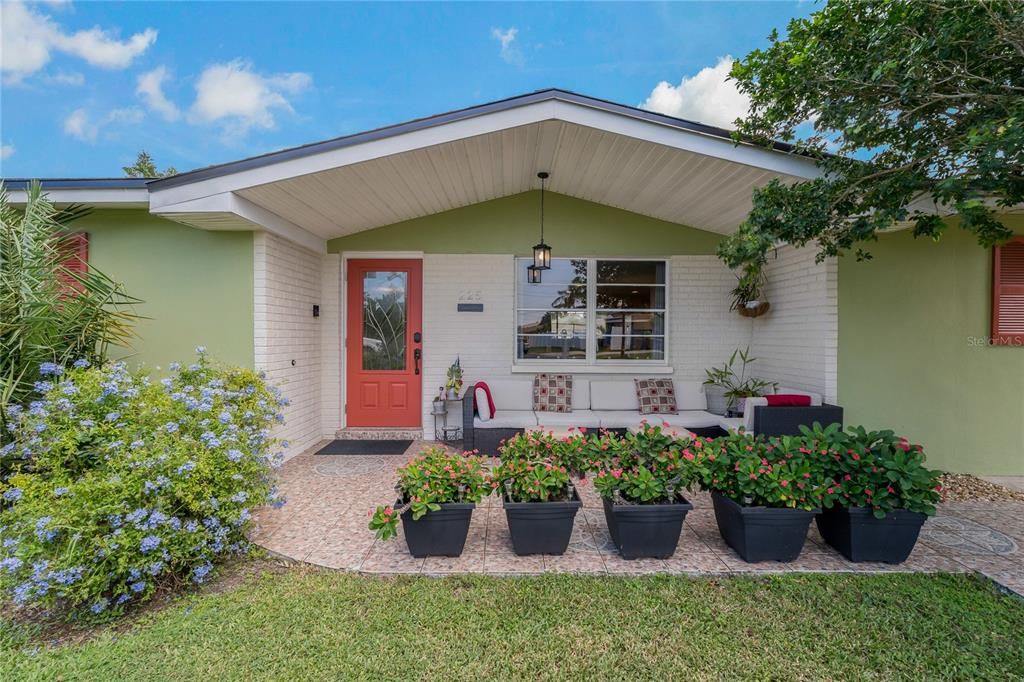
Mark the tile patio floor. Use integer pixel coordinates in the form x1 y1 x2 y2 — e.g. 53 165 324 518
250 442 1024 595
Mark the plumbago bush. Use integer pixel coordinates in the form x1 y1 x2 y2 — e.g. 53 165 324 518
0 349 286 620
700 430 827 511
369 447 489 540
802 424 942 518
591 422 709 503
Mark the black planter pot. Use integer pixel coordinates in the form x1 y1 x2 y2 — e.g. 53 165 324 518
602 495 694 559
711 492 818 563
399 500 475 558
816 506 927 564
504 489 582 555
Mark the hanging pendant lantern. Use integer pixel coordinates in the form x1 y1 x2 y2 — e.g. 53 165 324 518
532 171 552 270
526 264 542 284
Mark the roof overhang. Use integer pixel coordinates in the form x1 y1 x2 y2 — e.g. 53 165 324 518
3 179 150 208
7 90 828 253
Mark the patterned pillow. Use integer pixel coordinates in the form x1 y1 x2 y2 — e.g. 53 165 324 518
533 374 573 413
634 378 678 415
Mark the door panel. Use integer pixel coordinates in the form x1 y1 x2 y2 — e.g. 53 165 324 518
346 259 422 427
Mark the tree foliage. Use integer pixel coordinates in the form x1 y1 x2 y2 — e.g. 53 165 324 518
0 182 140 434
122 150 176 178
719 0 1024 270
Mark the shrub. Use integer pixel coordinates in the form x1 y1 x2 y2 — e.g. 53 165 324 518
0 350 286 620
369 447 489 540
700 430 826 511
491 456 572 502
804 424 942 517
499 429 591 473
591 422 705 503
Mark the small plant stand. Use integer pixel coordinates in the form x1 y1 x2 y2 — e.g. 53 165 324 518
432 397 463 443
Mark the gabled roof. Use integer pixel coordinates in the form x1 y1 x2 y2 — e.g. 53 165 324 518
148 88 806 191
3 178 151 190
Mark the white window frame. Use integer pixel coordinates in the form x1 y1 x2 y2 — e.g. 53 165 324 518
513 256 670 370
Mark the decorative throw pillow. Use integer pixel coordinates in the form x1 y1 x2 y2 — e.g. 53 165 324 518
533 374 573 413
765 394 812 407
634 378 678 415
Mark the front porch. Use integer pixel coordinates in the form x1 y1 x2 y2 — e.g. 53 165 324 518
251 442 1024 593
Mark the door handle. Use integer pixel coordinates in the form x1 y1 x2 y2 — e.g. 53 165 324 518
414 348 421 375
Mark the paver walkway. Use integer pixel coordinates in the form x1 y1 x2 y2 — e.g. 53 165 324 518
250 442 1024 595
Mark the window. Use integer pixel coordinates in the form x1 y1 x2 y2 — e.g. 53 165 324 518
515 258 667 364
993 236 1024 346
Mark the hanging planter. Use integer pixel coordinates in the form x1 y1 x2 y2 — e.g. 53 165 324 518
737 301 771 318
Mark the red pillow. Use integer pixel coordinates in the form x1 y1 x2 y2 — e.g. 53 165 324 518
765 394 812 407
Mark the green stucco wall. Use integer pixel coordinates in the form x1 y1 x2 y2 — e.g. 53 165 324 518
77 210 254 370
327 191 724 255
838 216 1024 475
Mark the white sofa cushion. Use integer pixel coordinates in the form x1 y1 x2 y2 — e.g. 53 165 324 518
475 386 492 422
661 410 722 429
571 379 590 411
591 410 648 430
673 380 708 411
775 386 823 406
474 410 538 429
534 409 601 429
590 380 640 411
486 380 536 412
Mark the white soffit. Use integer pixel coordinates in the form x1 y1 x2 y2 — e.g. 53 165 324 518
148 96 821 240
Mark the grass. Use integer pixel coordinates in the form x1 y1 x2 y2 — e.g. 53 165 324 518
2 568 1022 681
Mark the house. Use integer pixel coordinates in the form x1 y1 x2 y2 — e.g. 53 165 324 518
5 89 1022 475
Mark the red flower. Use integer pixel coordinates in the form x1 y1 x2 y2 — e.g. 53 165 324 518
781 480 790 487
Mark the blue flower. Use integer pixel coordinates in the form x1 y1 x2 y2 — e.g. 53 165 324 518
80 419 95 428
116 593 130 605
0 557 23 573
226 449 243 463
164 422 179 433
229 491 248 504
39 362 64 376
35 517 57 542
169 361 181 372
60 382 78 396
195 346 206 354
34 380 54 393
140 535 161 553
53 487 69 497
90 599 109 614
176 461 196 475
147 561 164 576
191 563 213 584
130 580 146 593
3 488 23 502
130 439 145 449
104 411 120 422
73 358 90 369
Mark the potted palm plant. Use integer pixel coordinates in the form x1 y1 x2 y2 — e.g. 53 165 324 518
703 347 776 416
700 431 823 562
813 425 941 563
493 435 581 555
590 423 700 559
369 447 489 557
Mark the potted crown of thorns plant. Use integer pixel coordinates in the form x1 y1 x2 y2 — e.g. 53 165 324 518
494 432 582 556
369 447 489 557
590 422 699 560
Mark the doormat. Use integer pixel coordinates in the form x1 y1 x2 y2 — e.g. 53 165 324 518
315 440 414 456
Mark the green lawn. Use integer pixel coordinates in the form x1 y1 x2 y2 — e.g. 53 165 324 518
2 569 1022 681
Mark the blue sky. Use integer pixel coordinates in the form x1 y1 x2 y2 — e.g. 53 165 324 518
0 1 816 178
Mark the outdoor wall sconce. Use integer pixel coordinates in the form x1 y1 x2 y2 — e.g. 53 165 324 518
313 304 320 318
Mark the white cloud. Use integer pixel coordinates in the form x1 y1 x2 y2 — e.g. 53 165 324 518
137 66 180 121
63 106 143 142
491 27 523 66
189 60 312 138
640 56 750 129
0 145 14 160
1 1 156 83
48 70 85 86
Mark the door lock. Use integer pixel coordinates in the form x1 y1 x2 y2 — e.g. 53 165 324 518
413 348 421 375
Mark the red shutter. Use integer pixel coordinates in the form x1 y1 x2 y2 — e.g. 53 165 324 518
992 236 1024 346
57 232 89 294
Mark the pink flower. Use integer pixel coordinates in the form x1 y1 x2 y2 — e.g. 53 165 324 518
780 480 789 487
579 427 588 433
611 468 623 479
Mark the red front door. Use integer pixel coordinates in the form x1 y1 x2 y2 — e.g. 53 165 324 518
346 259 423 427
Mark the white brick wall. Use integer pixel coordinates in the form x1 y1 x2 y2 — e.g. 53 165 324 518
254 233 325 458
751 245 838 402
320 254 342 438
421 254 516 436
670 256 754 381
